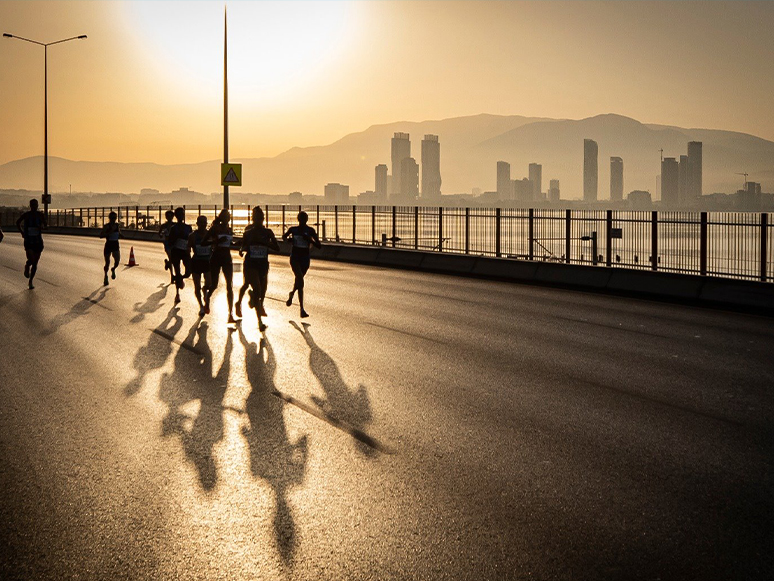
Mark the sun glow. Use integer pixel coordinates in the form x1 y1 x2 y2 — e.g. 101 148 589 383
126 1 358 107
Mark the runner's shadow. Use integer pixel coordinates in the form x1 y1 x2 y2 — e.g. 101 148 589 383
41 287 111 336
124 306 183 397
290 321 374 457
239 328 308 570
131 283 169 324
159 321 229 492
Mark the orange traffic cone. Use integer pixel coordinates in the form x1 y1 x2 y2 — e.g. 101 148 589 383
126 246 138 267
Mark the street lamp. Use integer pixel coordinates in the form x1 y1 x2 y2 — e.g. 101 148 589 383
3 32 87 218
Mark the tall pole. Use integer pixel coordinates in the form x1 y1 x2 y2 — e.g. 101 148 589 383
44 45 48 218
223 6 229 209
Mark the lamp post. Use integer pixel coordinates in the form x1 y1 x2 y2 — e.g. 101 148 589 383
3 32 87 219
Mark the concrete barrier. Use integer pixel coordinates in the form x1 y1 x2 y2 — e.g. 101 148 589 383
374 248 426 268
535 262 612 290
607 269 704 300
699 278 774 311
421 252 477 274
335 245 382 264
471 257 540 280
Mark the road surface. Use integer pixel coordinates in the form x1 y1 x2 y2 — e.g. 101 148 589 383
1 233 773 580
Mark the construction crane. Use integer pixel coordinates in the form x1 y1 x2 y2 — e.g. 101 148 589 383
736 172 749 188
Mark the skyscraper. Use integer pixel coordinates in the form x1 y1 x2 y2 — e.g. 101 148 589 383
528 163 542 202
584 139 598 202
400 157 419 200
391 132 411 198
324 183 350 204
549 179 560 203
687 141 702 199
375 164 388 203
661 158 679 206
421 134 441 201
497 161 511 200
610 157 623 201
678 155 689 205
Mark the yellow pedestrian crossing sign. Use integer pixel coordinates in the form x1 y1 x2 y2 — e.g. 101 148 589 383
221 163 242 187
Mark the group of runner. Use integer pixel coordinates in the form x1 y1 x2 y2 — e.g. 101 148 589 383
159 206 321 330
8 199 322 330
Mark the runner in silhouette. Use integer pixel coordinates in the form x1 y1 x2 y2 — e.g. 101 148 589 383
159 209 175 284
99 210 121 285
188 215 212 317
283 211 321 318
238 207 279 331
16 199 47 290
203 208 236 324
167 207 193 305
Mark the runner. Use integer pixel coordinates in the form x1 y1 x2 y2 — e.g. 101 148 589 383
167 207 193 305
282 210 321 318
16 199 47 290
238 207 279 331
99 211 121 285
0 226 4 243
188 215 213 317
203 208 236 324
159 209 175 284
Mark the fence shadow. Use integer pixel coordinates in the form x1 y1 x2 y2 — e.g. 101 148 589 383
290 321 374 457
239 328 308 570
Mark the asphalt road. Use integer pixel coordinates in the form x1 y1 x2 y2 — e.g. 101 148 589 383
1 232 773 580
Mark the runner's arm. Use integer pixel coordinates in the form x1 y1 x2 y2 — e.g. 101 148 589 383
282 228 292 241
267 232 280 252
16 213 25 236
310 229 322 249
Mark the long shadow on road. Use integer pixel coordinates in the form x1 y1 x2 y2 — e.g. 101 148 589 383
131 283 169 324
239 328 308 570
124 306 183 397
159 320 229 492
290 321 374 457
38 287 111 336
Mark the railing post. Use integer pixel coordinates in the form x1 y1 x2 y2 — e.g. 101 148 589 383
465 207 470 254
282 205 286 232
414 206 419 250
528 208 534 260
79 207 83 227
592 231 598 265
229 205 233 231
495 208 501 257
391 206 397 248
316 205 320 232
761 213 768 282
438 206 443 251
371 205 376 245
700 212 708 276
605 210 613 266
565 209 571 263
198 204 202 217
353 205 356 244
334 205 339 242
651 211 658 271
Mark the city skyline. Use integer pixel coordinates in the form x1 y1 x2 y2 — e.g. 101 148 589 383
2 1 774 169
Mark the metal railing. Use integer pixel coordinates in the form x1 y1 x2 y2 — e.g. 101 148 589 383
1 205 771 283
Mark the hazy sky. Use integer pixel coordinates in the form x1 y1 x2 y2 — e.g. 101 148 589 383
1 0 773 166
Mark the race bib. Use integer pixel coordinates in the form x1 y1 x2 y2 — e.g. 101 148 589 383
248 245 268 259
195 244 212 257
26 227 40 237
108 231 120 241
293 235 309 248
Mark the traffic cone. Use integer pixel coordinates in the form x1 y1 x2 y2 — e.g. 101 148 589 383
126 246 138 267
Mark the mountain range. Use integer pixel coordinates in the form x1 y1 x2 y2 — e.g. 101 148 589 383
1 113 772 199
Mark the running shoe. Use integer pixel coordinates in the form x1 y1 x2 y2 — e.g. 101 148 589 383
227 313 236 324
23 264 29 278
258 322 267 332
174 294 181 305
28 282 34 290
286 292 293 307
204 305 211 315
300 309 309 318
111 268 116 280
104 275 109 286
247 290 255 308
198 308 205 317
164 259 170 271
259 304 267 317
235 301 242 318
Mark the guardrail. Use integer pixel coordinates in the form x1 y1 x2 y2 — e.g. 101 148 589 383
1 205 771 283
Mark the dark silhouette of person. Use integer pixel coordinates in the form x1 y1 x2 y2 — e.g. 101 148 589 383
16 198 47 290
99 211 121 285
159 209 175 284
0 225 4 243
282 211 321 318
188 215 213 317
168 207 193 305
237 207 279 332
124 306 183 396
203 209 236 324
239 328 308 567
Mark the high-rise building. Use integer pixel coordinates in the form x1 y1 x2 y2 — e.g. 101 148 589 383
678 155 689 205
400 157 419 200
549 179 560 203
421 134 441 201
528 163 542 202
375 164 388 203
584 139 598 202
610 157 623 201
391 132 411 197
512 178 532 203
661 158 679 206
497 161 511 200
687 141 702 199
324 183 349 204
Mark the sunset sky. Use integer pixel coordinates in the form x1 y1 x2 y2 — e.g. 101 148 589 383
1 0 773 167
